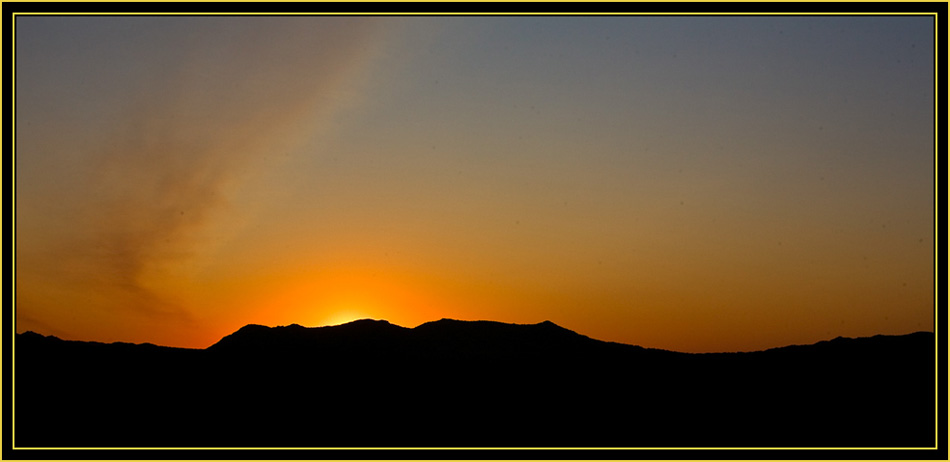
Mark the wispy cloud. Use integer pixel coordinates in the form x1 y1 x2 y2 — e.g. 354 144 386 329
17 17 385 328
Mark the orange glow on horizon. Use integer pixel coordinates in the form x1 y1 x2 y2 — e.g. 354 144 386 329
15 16 934 354
194 263 467 345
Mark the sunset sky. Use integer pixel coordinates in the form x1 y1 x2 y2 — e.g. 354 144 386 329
15 15 935 353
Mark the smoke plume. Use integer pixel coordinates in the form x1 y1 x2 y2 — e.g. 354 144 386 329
16 16 384 332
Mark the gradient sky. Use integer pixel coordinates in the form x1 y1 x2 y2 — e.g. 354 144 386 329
15 15 935 353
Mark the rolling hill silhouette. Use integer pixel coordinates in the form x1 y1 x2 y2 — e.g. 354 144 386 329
14 319 936 448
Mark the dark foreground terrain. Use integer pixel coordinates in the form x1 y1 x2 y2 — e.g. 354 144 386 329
14 319 936 448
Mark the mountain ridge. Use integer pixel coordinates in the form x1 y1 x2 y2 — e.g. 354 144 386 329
17 317 934 355
14 319 937 448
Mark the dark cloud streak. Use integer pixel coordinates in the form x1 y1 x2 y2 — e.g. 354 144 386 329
17 17 383 324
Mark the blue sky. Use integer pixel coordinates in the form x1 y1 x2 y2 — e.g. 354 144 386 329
16 15 935 352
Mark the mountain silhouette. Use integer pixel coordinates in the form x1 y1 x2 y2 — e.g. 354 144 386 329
14 319 936 448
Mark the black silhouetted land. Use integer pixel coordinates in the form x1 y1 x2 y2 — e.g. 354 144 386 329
14 319 936 448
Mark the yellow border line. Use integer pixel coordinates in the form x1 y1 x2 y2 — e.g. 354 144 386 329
10 10 15 449
935 9 942 452
6 12 943 16
10 446 942 450
8 10 941 453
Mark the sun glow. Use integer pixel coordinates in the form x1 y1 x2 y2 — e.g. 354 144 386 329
248 264 460 333
317 309 371 327
306 288 390 327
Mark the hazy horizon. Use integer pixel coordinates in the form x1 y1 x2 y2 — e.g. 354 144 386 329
16 317 938 356
15 15 935 353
